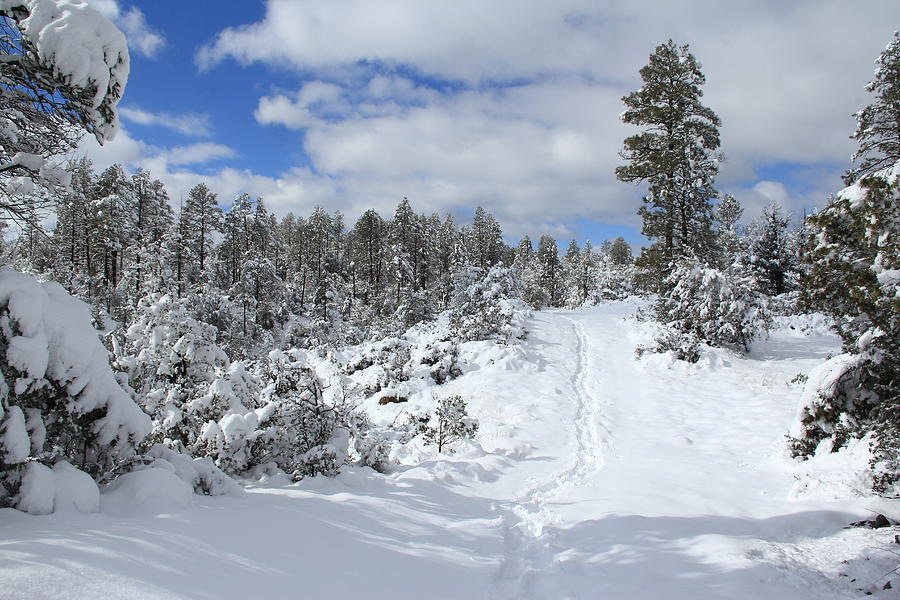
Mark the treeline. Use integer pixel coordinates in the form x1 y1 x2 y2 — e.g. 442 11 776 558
9 158 643 357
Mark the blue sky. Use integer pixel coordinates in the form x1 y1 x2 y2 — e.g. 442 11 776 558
80 0 900 248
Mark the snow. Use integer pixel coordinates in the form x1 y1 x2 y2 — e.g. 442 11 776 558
1 301 898 598
51 461 99 514
2 0 130 143
1 405 29 463
102 467 192 513
15 461 54 515
0 267 151 450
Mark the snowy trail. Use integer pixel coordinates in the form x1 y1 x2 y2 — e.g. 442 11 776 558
491 316 606 599
1 301 895 600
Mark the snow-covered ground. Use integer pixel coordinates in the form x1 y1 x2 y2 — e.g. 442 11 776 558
2 301 898 599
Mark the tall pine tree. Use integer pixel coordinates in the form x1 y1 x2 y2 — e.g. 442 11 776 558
616 40 721 287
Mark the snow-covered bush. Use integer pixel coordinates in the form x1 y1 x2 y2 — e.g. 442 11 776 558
635 329 702 363
791 162 900 493
788 353 873 458
0 268 150 513
343 337 411 395
249 350 349 479
408 395 479 453
411 340 462 384
118 292 228 449
346 411 392 473
449 265 528 344
655 257 771 352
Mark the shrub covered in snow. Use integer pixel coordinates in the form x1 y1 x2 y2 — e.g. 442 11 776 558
407 395 479 453
449 265 528 344
248 350 349 479
655 257 771 353
791 163 900 494
0 268 150 513
118 292 228 449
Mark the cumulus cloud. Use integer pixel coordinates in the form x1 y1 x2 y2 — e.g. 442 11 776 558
119 107 213 137
165 143 236 166
116 7 164 57
85 1 164 58
186 0 900 239
79 1 900 242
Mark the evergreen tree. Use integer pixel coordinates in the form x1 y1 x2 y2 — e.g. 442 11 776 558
607 236 633 266
183 183 222 286
714 194 744 268
747 204 796 296
846 31 900 184
536 235 562 306
470 206 504 269
616 40 721 285
793 169 900 493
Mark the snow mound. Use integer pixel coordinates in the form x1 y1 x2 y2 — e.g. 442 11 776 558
145 444 242 497
15 461 55 515
52 460 100 513
103 467 192 512
13 460 99 515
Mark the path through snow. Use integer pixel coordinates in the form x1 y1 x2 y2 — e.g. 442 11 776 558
492 315 606 599
1 302 898 599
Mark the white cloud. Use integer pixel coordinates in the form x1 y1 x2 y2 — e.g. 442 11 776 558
117 7 164 58
197 0 900 192
81 1 900 240
85 1 164 58
165 143 236 166
119 107 212 137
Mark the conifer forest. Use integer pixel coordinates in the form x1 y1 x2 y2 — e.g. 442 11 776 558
0 2 898 599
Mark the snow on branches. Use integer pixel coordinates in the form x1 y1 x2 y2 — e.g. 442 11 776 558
0 267 150 513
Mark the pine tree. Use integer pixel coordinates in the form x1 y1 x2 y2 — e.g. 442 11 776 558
714 194 744 268
846 31 900 184
183 183 222 286
792 170 900 492
616 40 721 285
747 204 796 296
536 235 562 306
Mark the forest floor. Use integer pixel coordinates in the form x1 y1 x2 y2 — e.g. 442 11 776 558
2 301 899 599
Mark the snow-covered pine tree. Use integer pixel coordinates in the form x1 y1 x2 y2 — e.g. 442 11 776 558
512 236 547 309
0 0 128 226
182 183 222 288
747 204 797 297
655 256 771 354
790 33 900 492
449 264 526 343
0 268 150 513
350 209 387 309
791 164 900 493
120 292 228 450
595 238 635 300
420 395 478 453
846 31 900 184
616 40 721 289
714 194 745 269
470 207 505 270
537 235 562 307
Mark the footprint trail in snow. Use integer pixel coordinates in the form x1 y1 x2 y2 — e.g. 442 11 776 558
491 315 606 600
